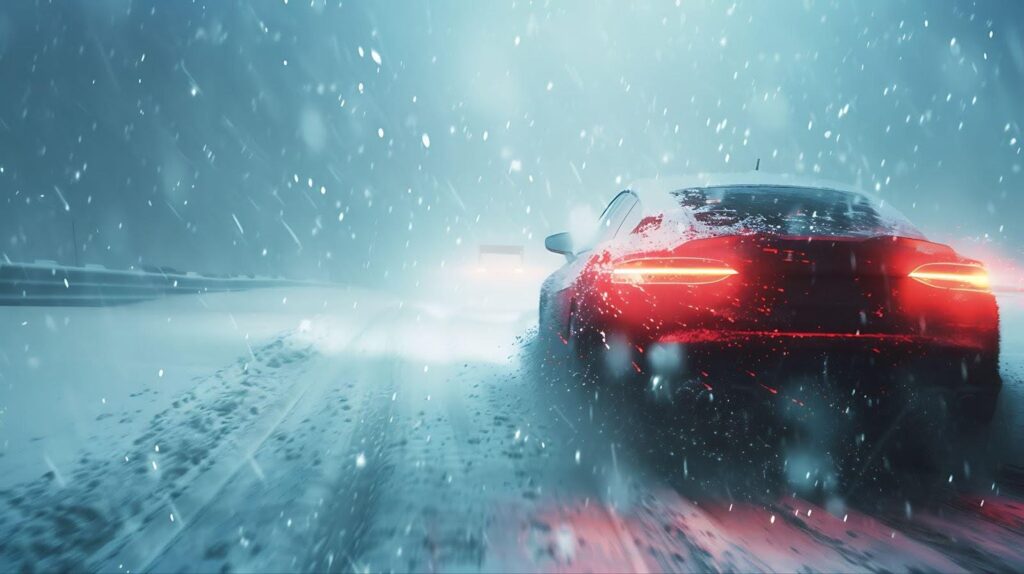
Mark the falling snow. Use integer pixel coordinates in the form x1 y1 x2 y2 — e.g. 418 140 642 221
1 1 1023 573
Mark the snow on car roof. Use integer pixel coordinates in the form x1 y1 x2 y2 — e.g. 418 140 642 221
627 172 880 208
623 171 923 239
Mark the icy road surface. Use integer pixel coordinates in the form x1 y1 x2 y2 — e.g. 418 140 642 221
1 287 1024 572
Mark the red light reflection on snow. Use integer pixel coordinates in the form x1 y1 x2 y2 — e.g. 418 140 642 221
500 489 1024 572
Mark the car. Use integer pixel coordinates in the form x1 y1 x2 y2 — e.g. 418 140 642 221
539 174 1000 422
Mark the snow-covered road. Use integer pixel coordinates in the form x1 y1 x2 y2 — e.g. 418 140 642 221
1 287 1024 572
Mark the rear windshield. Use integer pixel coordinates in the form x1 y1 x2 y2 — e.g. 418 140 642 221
662 185 920 238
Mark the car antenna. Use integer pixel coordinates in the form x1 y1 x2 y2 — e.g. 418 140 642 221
755 158 761 171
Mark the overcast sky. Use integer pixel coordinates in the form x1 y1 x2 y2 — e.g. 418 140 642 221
1 0 1021 287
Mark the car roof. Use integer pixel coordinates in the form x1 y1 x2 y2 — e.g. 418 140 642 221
625 172 882 212
620 172 924 239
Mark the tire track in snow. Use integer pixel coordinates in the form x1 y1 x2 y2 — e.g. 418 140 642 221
0 328 322 572
358 362 500 572
306 312 504 572
96 304 402 573
306 331 552 572
305 353 400 573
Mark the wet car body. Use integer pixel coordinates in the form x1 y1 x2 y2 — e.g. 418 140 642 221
540 175 1000 420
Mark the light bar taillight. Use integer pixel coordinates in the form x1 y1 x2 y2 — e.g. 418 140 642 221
611 257 738 285
908 262 989 292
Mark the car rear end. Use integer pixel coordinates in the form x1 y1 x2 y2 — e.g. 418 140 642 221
572 185 1000 419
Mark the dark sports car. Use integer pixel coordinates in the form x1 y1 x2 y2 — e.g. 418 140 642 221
539 175 1000 421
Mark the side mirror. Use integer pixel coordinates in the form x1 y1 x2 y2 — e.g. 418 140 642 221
545 232 575 261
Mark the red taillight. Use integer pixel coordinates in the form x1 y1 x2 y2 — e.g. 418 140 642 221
908 262 989 292
611 257 738 285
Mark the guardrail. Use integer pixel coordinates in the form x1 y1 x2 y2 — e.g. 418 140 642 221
0 260 321 306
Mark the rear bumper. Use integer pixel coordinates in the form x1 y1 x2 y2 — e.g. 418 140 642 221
654 328 992 352
638 328 1000 393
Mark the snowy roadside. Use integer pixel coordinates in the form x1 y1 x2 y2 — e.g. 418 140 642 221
0 287 392 489
0 287 398 570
